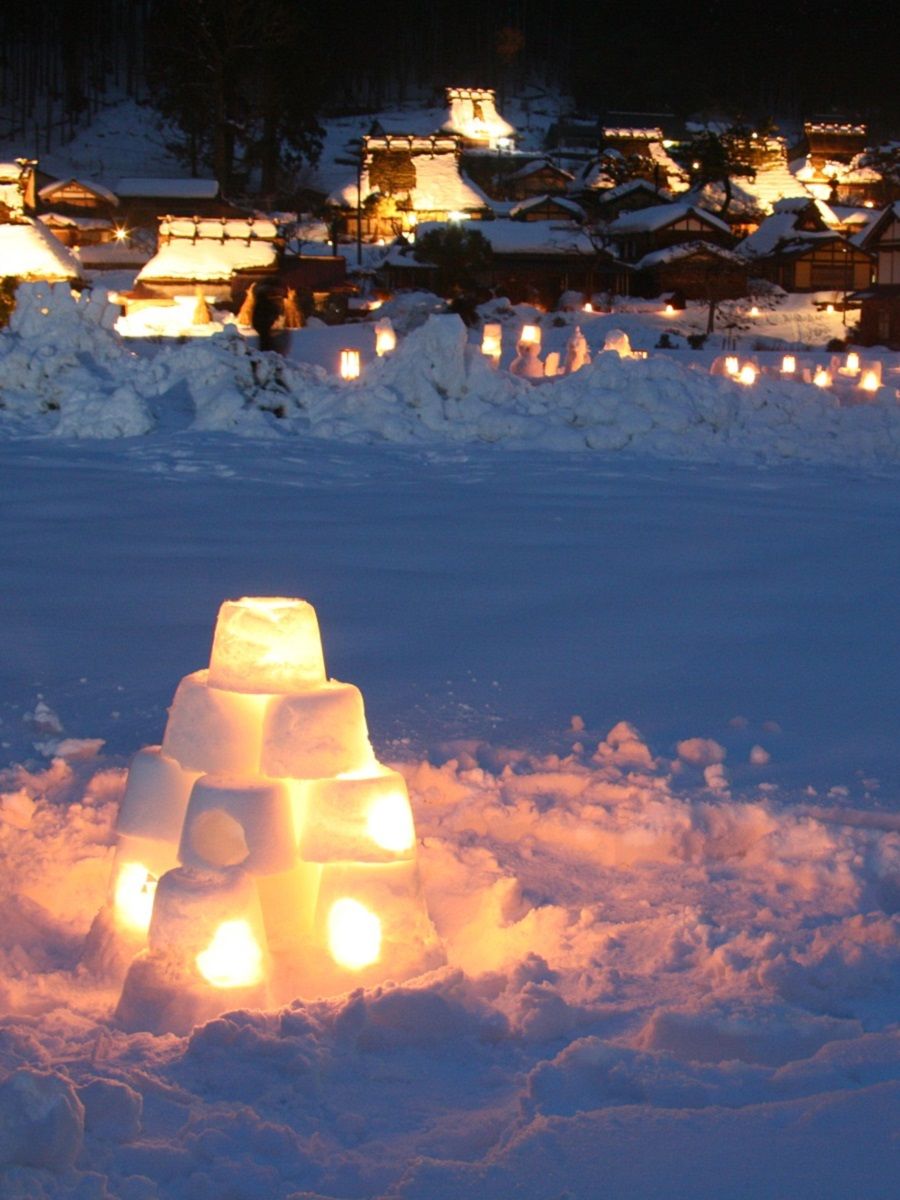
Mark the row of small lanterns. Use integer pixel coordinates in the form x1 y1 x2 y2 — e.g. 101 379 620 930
715 349 882 393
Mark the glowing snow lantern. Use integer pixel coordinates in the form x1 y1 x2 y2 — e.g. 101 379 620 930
813 367 831 388
664 303 675 316
845 351 860 374
583 302 594 313
374 318 396 357
826 303 835 314
106 596 443 1034
481 322 502 365
725 355 740 376
340 349 361 380
749 305 760 317
738 363 757 385
781 354 797 375
519 323 541 349
860 369 880 393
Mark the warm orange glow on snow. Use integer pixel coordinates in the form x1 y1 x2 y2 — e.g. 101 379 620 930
813 368 831 388
340 349 361 380
749 305 760 317
519 324 541 348
481 323 502 362
114 862 157 934
367 792 415 853
195 919 264 988
725 355 739 376
664 303 675 315
328 898 382 969
845 352 860 373
781 355 796 374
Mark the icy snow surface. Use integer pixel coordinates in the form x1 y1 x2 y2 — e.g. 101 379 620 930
0 284 898 1199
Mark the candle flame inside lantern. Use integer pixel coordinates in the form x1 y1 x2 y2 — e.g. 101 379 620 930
583 302 593 313
860 369 880 392
738 364 757 385
195 919 264 988
725 355 740 376
481 323 502 361
845 351 860 373
519 324 541 348
781 355 796 374
327 898 381 969
367 792 415 853
340 349 360 380
374 320 396 357
114 862 158 935
813 368 831 388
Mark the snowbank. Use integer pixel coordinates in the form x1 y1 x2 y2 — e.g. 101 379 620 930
2 284 900 467
0 719 897 1198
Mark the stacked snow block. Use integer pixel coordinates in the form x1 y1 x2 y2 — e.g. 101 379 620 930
112 597 442 1035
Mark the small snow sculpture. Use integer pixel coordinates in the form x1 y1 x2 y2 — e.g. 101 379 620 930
374 317 396 356
564 326 591 375
106 597 442 1034
601 328 635 358
510 341 544 379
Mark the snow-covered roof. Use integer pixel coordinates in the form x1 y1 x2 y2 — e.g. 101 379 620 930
116 178 220 200
607 203 731 235
39 213 114 231
137 239 277 282
635 240 746 269
329 157 490 214
38 177 118 206
415 218 596 257
510 195 584 219
593 178 673 203
737 205 843 259
0 217 81 280
159 217 278 242
508 159 574 182
441 87 515 147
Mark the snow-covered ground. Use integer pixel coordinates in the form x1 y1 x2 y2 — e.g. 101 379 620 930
0 277 898 1199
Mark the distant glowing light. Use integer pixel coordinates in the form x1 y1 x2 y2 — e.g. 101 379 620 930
195 919 264 988
826 303 835 313
114 862 157 934
664 303 675 315
328 898 381 969
113 226 128 243
845 351 860 373
367 792 415 853
374 319 396 357
725 355 740 376
340 349 361 380
781 354 796 374
519 324 541 348
448 211 469 222
738 363 757 385
749 305 760 317
860 369 880 392
481 322 502 362
583 302 593 313
813 367 831 388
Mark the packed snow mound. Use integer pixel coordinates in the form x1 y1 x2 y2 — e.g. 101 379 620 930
3 286 900 468
0 720 898 1198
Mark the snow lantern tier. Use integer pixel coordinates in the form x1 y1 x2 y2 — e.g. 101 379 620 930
110 596 442 1033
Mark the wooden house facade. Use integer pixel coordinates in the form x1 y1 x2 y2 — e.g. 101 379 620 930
606 204 734 265
634 242 748 301
504 159 574 201
853 202 900 346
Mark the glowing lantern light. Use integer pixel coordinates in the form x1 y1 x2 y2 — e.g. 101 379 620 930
107 595 443 1033
826 304 835 313
725 355 740 376
196 919 264 988
481 322 502 364
583 302 593 313
860 369 880 392
374 318 396 357
738 363 757 385
749 305 760 317
813 367 831 388
367 791 415 852
664 303 675 315
781 355 796 374
340 349 360 380
113 226 128 243
113 862 158 935
328 898 382 969
845 351 860 373
519 324 541 349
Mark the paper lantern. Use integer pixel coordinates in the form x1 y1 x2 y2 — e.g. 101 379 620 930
107 597 443 1032
340 349 360 380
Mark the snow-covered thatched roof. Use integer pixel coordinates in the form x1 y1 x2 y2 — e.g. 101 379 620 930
137 239 277 283
441 87 515 148
607 203 731 236
38 177 119 206
329 156 490 214
0 218 81 281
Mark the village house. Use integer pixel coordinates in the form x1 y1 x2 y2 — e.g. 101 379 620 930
132 215 280 303
851 200 900 346
737 197 873 293
577 177 674 222
605 202 734 263
114 177 237 233
508 195 585 223
327 134 491 243
503 159 574 201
